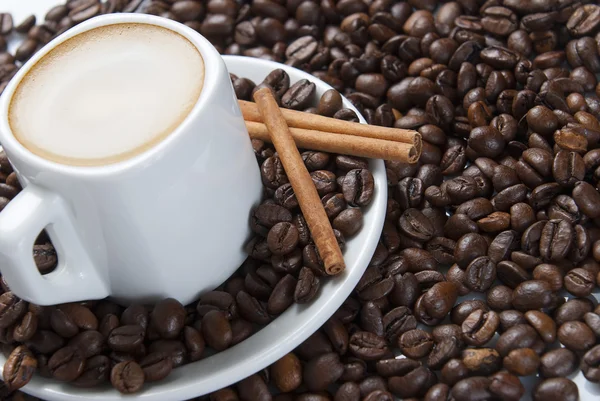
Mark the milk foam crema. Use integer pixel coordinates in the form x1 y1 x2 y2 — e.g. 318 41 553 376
8 23 205 166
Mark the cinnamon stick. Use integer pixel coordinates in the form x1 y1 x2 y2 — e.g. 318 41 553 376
239 99 420 146
246 121 421 163
253 87 346 275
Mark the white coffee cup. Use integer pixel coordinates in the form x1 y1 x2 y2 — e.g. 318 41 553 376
0 14 262 306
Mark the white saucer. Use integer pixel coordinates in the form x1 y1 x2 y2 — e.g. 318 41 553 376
0 3 387 398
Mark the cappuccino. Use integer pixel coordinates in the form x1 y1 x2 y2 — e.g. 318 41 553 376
8 23 204 166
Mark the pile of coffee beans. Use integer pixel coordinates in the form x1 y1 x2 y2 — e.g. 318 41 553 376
1 0 600 400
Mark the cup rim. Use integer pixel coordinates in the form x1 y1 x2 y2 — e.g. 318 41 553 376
0 14 220 178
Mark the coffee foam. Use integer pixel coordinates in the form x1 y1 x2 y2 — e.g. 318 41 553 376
9 23 204 166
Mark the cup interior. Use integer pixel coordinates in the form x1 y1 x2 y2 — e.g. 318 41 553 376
0 14 226 176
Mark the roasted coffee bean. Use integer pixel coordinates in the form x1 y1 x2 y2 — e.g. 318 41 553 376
3 345 36 390
533 377 578 401
25 329 65 354
573 181 600 218
262 156 288 190
72 355 110 388
431 326 461 348
171 1 204 21
495 324 538 357
197 291 237 320
12 312 37 343
398 329 433 359
118 303 146 330
342 169 374 207
395 177 424 209
439 358 469 387
374 358 419 379
295 331 333 361
509 203 534 233
512 251 542 270
282 79 316 110
498 310 526 332
183 326 204 362
267 275 296 316
317 89 343 117
107 325 144 353
426 237 456 265
69 330 104 358
427 335 461 370
452 300 489 326
539 219 573 261
251 203 293 237
465 256 496 292
31 243 57 274
286 36 318 62
147 339 187 368
0 13 12 35
332 207 363 238
348 367 379 394
585 312 600 336
581 345 600 383
503 348 540 376
266 222 299 256
493 184 528 212
488 370 525 401
496 261 530 289
512 280 554 311
388 365 437 398
454 233 487 269
48 346 85 382
150 298 185 340
461 348 501 376
564 267 595 296
461 309 499 347
444 214 478 241
202 310 232 351
360 302 384 337
349 331 391 361
486 285 513 310
398 208 434 242
111 361 144 394
339 357 367 382
237 373 272 401
356 267 394 300
455 198 493 221
553 151 585 187
468 126 505 159
57 303 98 331
304 352 344 391
140 352 172 383
540 348 578 378
422 282 458 319
558 321 595 352
524 310 556 344
295 267 321 304
554 297 594 326
0 292 26 329
323 318 348 355
271 353 302 392
389 273 419 309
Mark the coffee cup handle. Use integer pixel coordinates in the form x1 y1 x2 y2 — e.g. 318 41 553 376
0 184 110 305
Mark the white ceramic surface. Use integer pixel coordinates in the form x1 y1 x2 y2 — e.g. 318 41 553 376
0 14 263 307
0 4 387 399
